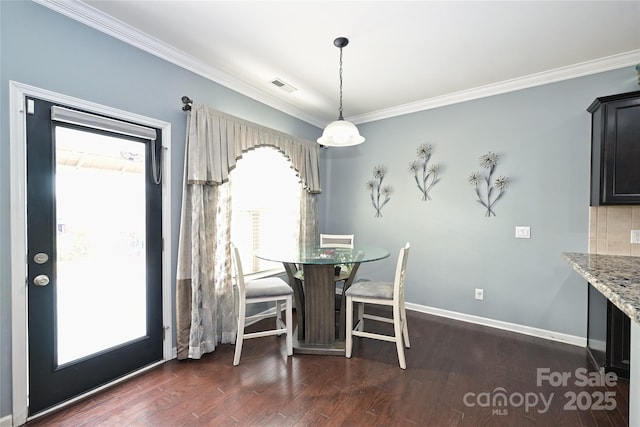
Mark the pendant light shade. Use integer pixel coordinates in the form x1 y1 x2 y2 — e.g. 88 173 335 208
317 119 365 146
317 37 365 147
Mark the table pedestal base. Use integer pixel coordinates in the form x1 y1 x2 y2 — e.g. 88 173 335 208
303 264 336 344
292 334 345 356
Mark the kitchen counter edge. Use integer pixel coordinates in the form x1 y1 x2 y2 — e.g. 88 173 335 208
562 252 640 324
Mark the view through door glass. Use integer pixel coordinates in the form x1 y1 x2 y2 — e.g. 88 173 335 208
55 127 147 364
26 98 163 415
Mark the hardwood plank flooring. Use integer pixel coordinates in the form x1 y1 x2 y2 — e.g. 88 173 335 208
26 310 629 426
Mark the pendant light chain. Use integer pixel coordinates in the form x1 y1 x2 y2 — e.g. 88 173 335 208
317 36 364 146
338 46 344 120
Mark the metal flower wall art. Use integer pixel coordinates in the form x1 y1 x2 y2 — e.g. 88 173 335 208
408 143 441 201
366 165 392 217
468 151 509 217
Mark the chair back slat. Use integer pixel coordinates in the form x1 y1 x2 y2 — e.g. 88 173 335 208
230 243 246 297
320 233 354 248
394 243 411 303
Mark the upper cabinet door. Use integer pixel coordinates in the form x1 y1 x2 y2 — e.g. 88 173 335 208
589 91 640 205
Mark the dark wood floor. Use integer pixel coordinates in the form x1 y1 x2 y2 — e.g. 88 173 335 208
27 309 629 426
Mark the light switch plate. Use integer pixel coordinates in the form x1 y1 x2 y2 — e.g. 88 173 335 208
515 226 531 239
631 230 640 244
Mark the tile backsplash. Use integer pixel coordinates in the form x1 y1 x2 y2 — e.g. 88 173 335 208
589 206 640 256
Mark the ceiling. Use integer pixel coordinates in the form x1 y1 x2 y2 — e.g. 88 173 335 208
44 1 640 128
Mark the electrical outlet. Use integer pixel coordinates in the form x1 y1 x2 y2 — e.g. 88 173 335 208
631 230 640 244
475 288 484 301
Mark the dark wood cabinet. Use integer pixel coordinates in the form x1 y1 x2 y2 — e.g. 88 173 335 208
587 284 607 369
588 90 640 205
587 284 630 379
606 298 631 379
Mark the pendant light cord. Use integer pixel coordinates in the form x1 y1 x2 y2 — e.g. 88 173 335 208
338 46 344 121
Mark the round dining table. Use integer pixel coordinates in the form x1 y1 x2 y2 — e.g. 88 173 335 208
257 245 389 355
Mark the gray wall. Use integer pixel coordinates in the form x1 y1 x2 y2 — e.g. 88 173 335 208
0 1 320 418
320 69 637 337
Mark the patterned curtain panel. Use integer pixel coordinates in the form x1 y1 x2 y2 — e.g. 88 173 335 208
176 102 321 359
176 183 234 359
300 188 319 250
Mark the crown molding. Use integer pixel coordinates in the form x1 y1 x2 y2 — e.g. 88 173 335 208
33 0 325 128
35 0 638 128
350 50 640 124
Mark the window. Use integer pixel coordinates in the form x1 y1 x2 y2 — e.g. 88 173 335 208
230 147 301 274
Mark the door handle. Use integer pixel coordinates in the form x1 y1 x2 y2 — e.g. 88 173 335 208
33 275 50 287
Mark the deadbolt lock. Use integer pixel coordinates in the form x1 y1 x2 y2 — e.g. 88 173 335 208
33 275 50 287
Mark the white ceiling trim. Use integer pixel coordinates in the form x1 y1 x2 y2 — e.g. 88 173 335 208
35 0 640 128
351 50 640 124
33 0 324 128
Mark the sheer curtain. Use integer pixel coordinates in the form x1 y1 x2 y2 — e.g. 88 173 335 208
176 103 321 359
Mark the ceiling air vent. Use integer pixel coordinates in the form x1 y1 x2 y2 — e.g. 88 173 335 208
270 78 297 93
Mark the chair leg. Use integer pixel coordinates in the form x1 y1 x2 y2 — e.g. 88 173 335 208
337 280 349 340
345 295 353 358
285 295 293 356
275 300 282 328
233 301 247 366
402 306 410 348
393 306 407 370
356 302 364 331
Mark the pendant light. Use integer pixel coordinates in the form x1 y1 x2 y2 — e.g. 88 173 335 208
317 37 365 147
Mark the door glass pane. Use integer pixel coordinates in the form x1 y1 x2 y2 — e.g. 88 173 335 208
55 127 147 365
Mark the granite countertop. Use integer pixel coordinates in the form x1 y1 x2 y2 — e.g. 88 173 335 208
562 252 640 324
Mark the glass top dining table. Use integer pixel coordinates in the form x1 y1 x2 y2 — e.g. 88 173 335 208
257 245 390 266
256 245 390 355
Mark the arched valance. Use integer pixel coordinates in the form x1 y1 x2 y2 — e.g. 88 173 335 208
186 103 321 193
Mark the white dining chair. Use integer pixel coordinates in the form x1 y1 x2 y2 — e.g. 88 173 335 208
319 232 354 291
230 243 293 366
296 233 354 288
345 242 411 369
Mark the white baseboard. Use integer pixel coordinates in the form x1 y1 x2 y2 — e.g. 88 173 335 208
256 301 586 347
0 415 13 427
405 302 587 347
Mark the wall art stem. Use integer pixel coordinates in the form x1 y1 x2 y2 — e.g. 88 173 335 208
408 143 441 201
366 165 392 218
468 152 509 217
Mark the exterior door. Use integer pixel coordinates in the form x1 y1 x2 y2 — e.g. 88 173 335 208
26 97 163 415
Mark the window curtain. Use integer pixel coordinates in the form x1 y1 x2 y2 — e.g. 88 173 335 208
176 102 321 359
300 186 318 252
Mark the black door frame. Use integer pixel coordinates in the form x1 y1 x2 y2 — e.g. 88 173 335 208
9 81 174 425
